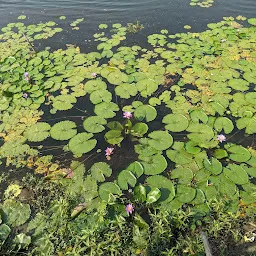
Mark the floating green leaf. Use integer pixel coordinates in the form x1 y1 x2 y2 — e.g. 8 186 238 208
190 189 205 205
223 164 249 185
136 79 158 97
98 182 122 203
105 130 124 145
126 161 144 178
146 188 161 204
115 83 137 99
84 80 107 93
176 185 196 203
163 113 189 132
148 131 173 150
225 144 251 162
203 157 222 175
107 70 128 85
140 154 167 175
170 167 193 184
131 123 148 137
134 105 157 122
50 121 77 140
94 102 119 118
90 89 112 104
214 117 234 134
133 184 146 202
0 224 11 245
2 200 31 227
52 95 77 111
90 162 112 182
146 175 175 203
118 170 137 190
24 122 50 142
68 132 97 156
83 116 107 133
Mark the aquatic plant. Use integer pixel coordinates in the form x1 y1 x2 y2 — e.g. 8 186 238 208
0 13 256 255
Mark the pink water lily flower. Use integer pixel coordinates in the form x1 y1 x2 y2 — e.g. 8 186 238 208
91 72 97 78
125 203 134 215
22 93 28 99
217 134 226 143
123 111 132 119
105 147 114 156
24 72 29 82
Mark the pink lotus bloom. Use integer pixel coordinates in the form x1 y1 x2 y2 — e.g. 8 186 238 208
217 134 226 143
123 111 132 119
105 147 114 156
22 93 28 99
65 168 73 179
24 77 29 82
24 72 29 77
91 72 97 78
125 203 134 215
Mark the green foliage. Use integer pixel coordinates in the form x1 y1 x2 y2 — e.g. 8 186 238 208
68 132 97 156
0 14 256 256
50 120 77 140
24 122 50 142
90 162 112 182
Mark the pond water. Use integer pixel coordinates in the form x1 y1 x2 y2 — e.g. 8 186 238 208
1 0 256 49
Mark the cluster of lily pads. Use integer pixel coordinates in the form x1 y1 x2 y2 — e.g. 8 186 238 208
0 14 256 226
189 0 214 8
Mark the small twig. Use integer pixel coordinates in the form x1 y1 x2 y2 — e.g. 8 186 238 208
22 32 36 53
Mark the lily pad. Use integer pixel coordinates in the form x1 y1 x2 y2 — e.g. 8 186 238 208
115 83 137 99
90 89 112 104
83 116 107 133
170 167 194 184
90 162 112 182
190 109 208 124
50 121 77 140
131 123 148 137
84 80 107 93
223 164 249 185
0 224 11 245
98 182 122 203
146 175 175 203
236 116 256 134
134 105 157 122
140 154 167 175
214 117 234 134
225 144 251 162
136 79 158 98
24 122 50 142
52 95 77 111
162 113 189 132
118 170 137 190
105 130 124 145
126 161 144 178
146 188 161 204
94 102 119 118
148 131 173 150
2 200 31 227
107 70 128 85
176 185 196 203
68 132 97 156
203 157 222 175
190 189 205 205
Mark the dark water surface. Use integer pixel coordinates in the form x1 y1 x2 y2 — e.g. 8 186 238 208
1 0 256 49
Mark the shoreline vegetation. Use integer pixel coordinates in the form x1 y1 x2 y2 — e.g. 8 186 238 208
0 14 255 255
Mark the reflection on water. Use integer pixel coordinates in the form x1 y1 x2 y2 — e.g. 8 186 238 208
1 0 256 35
